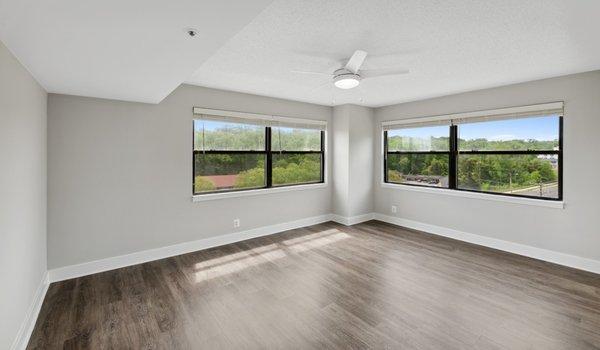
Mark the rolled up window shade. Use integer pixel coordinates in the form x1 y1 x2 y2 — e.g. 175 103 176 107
269 118 327 130
193 107 327 130
197 113 269 127
452 102 563 125
382 118 451 131
382 102 563 130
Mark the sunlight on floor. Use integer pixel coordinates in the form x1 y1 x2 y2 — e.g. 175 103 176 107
194 229 350 283
282 229 349 253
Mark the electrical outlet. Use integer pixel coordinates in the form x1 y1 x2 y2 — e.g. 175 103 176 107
233 218 240 228
391 205 397 214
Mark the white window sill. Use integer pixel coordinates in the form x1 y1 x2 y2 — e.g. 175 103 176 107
192 183 327 202
380 183 564 209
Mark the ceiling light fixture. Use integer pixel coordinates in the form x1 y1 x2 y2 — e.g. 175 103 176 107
293 50 410 93
333 73 360 89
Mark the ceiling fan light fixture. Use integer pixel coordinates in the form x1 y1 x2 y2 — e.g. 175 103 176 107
334 74 360 89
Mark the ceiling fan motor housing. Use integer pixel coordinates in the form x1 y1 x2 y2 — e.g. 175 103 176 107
333 68 359 78
333 68 361 89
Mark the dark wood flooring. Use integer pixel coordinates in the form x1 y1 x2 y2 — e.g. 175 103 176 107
28 221 600 349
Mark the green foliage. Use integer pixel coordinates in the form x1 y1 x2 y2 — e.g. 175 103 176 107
230 154 321 188
272 128 321 151
194 123 323 190
194 123 264 151
388 170 403 182
234 167 265 188
194 123 559 195
386 132 559 192
530 171 542 184
194 176 216 192
194 123 321 151
388 136 449 151
388 154 449 176
273 154 321 185
195 154 265 176
459 138 558 151
456 154 556 191
387 135 558 152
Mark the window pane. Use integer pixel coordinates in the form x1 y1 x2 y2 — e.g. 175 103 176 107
387 126 449 151
271 127 321 151
194 120 265 151
194 153 265 193
457 154 559 199
272 153 322 186
386 153 449 187
458 115 559 151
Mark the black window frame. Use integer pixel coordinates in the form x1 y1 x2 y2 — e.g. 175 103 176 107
384 117 563 201
383 127 452 189
193 125 325 195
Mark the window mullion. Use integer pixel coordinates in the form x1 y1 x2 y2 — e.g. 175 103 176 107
558 116 563 200
320 130 325 183
383 131 388 183
266 127 272 188
449 125 458 190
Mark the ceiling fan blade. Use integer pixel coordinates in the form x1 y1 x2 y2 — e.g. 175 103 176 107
360 68 409 79
344 50 368 73
291 70 332 76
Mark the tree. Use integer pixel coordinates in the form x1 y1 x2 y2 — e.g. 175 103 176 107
537 160 556 182
194 176 216 192
234 168 265 188
388 170 403 182
425 157 448 176
272 154 320 185
530 170 542 184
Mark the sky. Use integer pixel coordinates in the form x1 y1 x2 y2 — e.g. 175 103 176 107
389 115 559 141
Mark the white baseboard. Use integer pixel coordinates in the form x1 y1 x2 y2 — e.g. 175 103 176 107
48 214 333 283
48 211 600 283
21 211 600 349
11 272 49 350
373 213 600 275
331 213 375 226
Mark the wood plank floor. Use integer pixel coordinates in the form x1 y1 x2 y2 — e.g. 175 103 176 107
28 221 600 349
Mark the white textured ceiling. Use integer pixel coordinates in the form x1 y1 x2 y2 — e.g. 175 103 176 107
2 0 599 106
187 0 600 107
0 0 273 103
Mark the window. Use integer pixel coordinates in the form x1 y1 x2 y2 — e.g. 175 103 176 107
271 127 323 186
456 116 561 199
385 125 450 188
193 111 325 195
383 103 563 201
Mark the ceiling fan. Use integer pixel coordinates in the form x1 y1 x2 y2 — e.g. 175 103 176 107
292 50 409 90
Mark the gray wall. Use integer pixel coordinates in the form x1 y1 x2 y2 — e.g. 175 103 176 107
48 85 332 269
46 69 600 270
374 71 600 261
332 105 350 216
332 105 374 217
0 41 47 348
347 105 374 217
